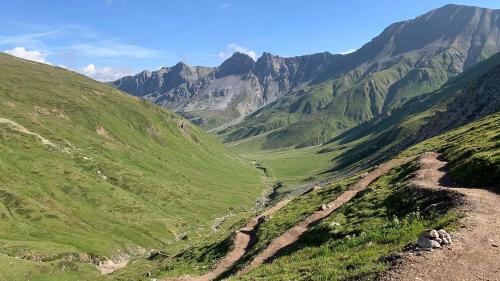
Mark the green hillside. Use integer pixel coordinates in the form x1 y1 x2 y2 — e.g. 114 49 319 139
0 54 265 280
230 112 499 281
220 47 474 150
224 51 500 191
127 112 497 281
319 51 500 174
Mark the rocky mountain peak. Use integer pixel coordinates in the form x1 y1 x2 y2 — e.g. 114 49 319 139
172 61 192 70
255 52 284 76
216 52 256 78
170 61 198 80
351 3 500 69
112 4 500 132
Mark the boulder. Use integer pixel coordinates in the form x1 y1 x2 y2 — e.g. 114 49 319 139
417 235 442 249
444 236 452 244
431 240 442 248
429 229 439 239
417 236 433 249
437 229 453 244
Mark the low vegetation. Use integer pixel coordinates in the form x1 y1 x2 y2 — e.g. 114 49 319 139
126 113 498 281
230 113 498 280
401 113 500 187
231 161 463 280
0 54 266 280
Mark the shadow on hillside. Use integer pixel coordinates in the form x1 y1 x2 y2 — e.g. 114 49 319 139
319 127 402 175
436 156 500 195
263 171 464 265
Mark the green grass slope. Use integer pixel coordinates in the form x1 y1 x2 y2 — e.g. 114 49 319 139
231 112 499 281
231 163 462 281
225 52 500 190
136 111 498 281
321 51 500 174
0 54 265 280
220 47 470 150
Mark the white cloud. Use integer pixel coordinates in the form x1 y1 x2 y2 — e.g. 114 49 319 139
0 30 61 49
4 47 48 63
218 43 257 61
68 40 162 59
338 48 357 55
81 63 134 82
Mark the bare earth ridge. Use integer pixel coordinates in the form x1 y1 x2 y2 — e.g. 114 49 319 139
382 152 500 281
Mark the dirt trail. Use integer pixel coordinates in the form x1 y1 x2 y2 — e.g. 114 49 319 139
237 157 409 276
165 198 292 281
0 117 57 148
382 152 500 281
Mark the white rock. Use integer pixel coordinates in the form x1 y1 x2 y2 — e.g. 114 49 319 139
431 240 442 248
444 235 452 244
438 229 448 238
429 229 439 239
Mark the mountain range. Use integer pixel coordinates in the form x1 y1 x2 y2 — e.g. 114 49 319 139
2 3 500 281
114 4 500 149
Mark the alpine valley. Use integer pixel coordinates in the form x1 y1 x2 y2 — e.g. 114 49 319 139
1 3 499 281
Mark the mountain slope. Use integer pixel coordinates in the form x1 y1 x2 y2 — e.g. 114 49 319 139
0 53 265 280
118 113 498 281
219 4 500 149
219 48 500 195
229 112 499 281
115 4 500 148
319 50 500 175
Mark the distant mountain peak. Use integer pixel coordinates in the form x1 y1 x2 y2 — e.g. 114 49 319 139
113 4 500 133
225 52 256 64
216 52 256 77
260 52 277 59
173 61 190 68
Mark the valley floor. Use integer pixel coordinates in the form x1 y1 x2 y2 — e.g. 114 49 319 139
160 151 498 280
164 157 409 281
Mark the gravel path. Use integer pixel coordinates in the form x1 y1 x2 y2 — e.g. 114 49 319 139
237 157 410 276
382 152 500 281
165 199 292 281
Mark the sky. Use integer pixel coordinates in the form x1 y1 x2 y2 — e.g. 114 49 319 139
1 0 500 81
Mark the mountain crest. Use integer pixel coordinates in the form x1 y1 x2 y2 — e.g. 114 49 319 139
216 52 256 77
113 4 500 133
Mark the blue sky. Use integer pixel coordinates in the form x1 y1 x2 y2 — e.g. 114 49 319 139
1 0 500 81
